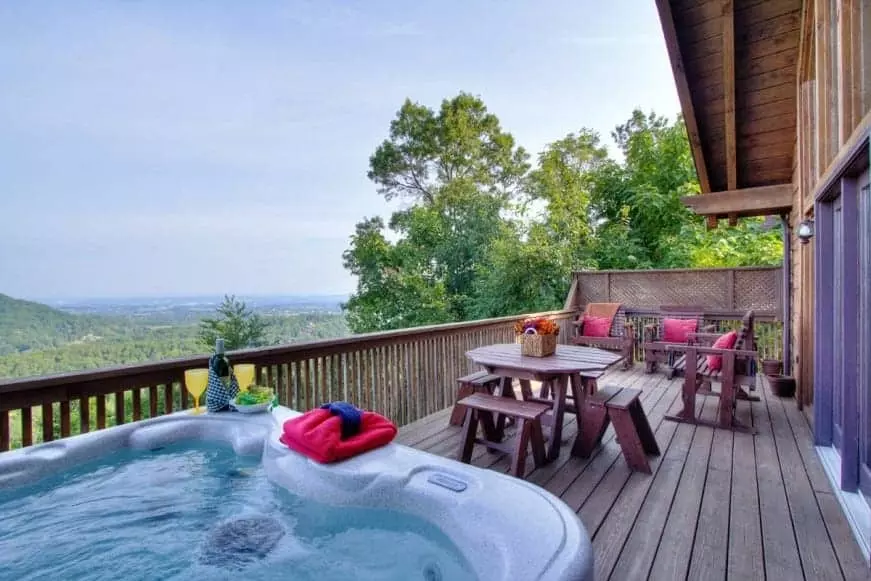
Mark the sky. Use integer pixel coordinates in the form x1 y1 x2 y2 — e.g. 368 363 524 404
0 0 680 300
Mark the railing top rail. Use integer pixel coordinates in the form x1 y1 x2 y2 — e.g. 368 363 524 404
0 309 576 393
572 266 782 275
623 307 780 320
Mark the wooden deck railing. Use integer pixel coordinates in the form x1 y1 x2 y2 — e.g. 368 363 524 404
0 307 783 452
0 309 577 451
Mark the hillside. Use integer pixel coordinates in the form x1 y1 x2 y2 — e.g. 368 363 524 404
0 293 122 355
0 294 349 379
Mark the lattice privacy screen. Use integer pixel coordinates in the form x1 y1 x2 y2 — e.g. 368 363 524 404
572 267 782 313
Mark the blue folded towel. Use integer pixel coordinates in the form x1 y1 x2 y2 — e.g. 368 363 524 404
320 401 363 439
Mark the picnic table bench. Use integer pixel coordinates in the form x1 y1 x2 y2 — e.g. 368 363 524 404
572 385 660 473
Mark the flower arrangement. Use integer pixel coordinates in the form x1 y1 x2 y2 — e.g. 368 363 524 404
514 318 559 357
514 317 560 336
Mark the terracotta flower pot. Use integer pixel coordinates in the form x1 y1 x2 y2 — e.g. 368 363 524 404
769 375 796 398
762 359 783 376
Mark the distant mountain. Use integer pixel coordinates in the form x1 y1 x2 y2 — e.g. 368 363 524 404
0 293 106 355
0 293 350 379
41 294 347 317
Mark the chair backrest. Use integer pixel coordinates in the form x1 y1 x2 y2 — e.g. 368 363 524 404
657 306 707 340
734 310 756 350
579 303 625 337
733 310 756 376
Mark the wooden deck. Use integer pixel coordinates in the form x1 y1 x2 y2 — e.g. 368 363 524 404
397 365 869 581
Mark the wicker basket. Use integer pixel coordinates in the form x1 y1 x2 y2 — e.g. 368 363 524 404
518 333 557 357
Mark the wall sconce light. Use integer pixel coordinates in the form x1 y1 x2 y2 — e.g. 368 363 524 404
797 218 814 244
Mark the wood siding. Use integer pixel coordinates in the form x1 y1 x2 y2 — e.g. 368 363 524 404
665 0 802 192
791 0 871 410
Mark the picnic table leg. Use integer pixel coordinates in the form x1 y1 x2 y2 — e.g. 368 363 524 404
494 376 516 437
478 407 503 454
569 372 587 409
569 372 596 457
459 409 479 463
518 378 534 400
577 373 597 396
546 374 569 462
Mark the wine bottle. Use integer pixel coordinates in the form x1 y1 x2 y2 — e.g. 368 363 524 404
214 338 231 387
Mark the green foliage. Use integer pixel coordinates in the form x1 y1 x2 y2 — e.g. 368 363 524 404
589 110 699 268
0 297 348 380
470 225 571 318
345 98 784 331
342 217 454 332
198 295 269 351
0 293 131 356
344 94 530 332
686 218 784 267
367 93 530 203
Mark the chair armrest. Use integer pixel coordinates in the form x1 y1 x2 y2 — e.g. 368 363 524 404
686 332 722 345
666 344 757 359
687 332 723 340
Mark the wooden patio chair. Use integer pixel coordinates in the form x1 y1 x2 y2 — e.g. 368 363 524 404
571 303 634 370
665 310 760 432
641 306 714 378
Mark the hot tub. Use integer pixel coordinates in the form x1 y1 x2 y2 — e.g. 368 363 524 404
0 407 593 581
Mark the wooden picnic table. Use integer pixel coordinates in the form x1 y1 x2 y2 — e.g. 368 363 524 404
466 343 625 461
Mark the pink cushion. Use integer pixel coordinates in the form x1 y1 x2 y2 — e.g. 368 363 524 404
662 318 697 343
582 315 612 338
706 331 738 371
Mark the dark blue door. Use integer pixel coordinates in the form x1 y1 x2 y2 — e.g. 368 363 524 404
859 170 871 502
833 197 844 452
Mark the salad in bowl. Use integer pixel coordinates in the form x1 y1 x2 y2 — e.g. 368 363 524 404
230 385 276 413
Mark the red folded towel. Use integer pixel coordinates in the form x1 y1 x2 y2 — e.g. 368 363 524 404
280 409 398 463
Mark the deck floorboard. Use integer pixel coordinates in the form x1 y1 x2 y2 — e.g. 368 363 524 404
405 365 868 580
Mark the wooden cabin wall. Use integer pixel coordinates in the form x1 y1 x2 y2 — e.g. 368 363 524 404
791 0 871 411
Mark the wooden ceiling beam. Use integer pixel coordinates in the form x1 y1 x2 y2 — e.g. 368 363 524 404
723 0 737 190
654 0 712 193
682 183 793 218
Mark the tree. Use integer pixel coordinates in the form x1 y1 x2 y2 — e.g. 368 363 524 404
686 218 783 267
341 217 453 332
344 94 530 332
344 99 784 333
470 223 572 318
469 129 608 317
198 295 269 351
588 109 700 268
368 93 530 203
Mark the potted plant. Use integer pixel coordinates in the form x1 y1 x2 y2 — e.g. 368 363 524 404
769 375 796 398
762 359 783 376
514 318 560 357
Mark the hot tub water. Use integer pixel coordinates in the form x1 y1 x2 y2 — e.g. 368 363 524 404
0 442 476 581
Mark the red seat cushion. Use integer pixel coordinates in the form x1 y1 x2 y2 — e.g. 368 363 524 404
706 331 738 371
582 315 612 337
280 409 397 463
662 318 698 343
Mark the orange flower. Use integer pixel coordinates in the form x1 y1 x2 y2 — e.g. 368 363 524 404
515 317 559 335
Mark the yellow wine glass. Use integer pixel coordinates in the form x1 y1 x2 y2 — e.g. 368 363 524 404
184 368 209 414
234 364 256 392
